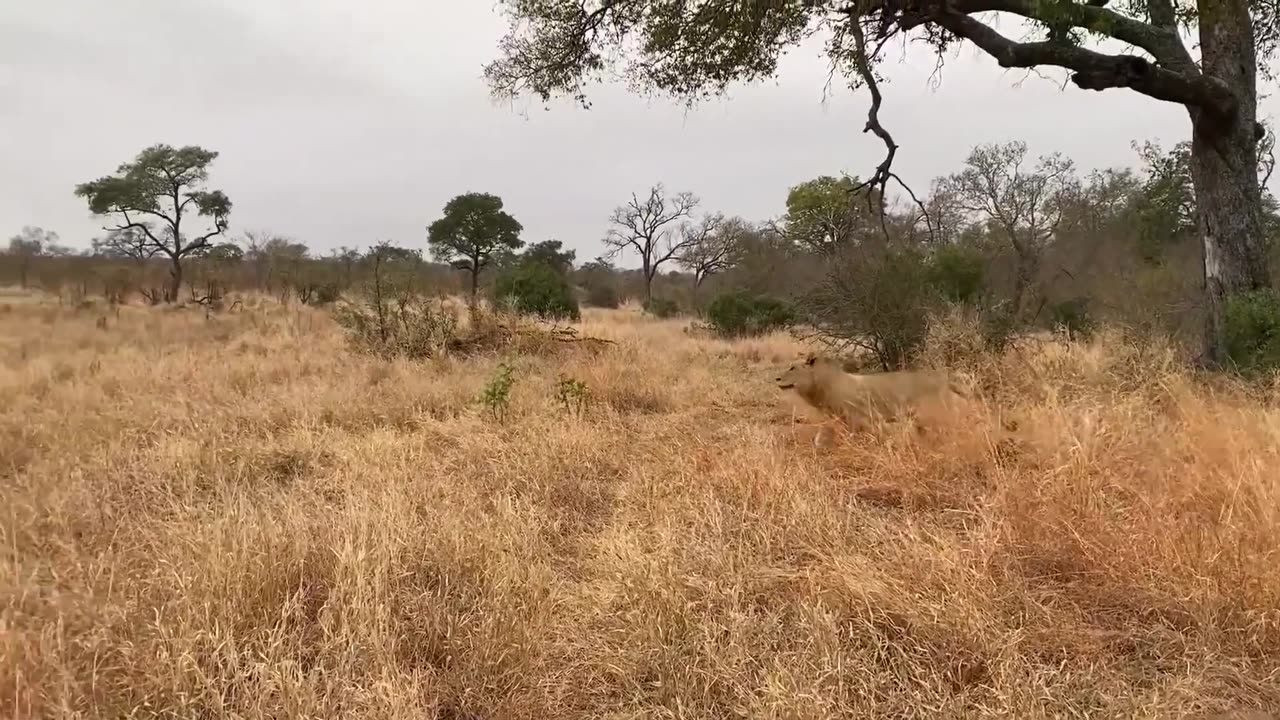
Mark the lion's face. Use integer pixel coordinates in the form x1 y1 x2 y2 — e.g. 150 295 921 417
776 355 821 391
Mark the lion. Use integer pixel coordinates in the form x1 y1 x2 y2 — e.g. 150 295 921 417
775 353 975 433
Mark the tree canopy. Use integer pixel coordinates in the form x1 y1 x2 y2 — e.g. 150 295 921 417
75 144 231 300
522 239 577 275
427 192 524 296
779 175 883 254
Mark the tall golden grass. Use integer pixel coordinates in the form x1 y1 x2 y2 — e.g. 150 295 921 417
3 295 1279 718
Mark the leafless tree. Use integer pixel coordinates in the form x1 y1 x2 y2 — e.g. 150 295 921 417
91 228 158 263
603 184 699 302
677 213 748 301
941 141 1077 321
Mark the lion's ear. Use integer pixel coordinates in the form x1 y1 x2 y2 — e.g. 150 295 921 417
805 355 816 366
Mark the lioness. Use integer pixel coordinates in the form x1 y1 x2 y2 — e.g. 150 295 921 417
775 354 972 431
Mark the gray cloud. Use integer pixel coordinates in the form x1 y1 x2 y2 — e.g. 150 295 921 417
2 1 1275 265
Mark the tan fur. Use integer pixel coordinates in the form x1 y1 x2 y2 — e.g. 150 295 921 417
775 354 973 431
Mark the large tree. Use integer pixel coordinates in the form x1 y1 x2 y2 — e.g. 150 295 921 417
485 0 1278 366
427 192 524 298
778 174 883 254
941 141 1077 321
75 144 231 302
603 184 699 302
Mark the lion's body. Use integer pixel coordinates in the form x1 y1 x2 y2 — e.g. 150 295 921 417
776 355 973 431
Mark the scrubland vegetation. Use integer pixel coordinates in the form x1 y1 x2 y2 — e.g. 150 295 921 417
7 2 1280 713
5 124 1280 719
2 289 1280 718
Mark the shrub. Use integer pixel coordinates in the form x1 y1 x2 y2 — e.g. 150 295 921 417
1224 288 1280 374
802 245 932 370
705 291 794 338
479 361 517 423
312 283 342 305
492 262 581 322
643 297 680 318
927 243 986 304
1048 297 1095 338
555 374 592 416
333 296 459 359
293 281 342 306
979 303 1018 353
584 283 621 309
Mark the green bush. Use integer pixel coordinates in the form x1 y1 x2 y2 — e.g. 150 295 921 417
643 297 680 318
479 361 517 423
927 243 986 304
493 262 581 322
1048 297 1095 338
1224 288 1280 373
584 283 620 309
705 291 794 337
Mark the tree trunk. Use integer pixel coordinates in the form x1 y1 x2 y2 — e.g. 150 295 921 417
469 267 479 299
1191 2 1270 367
167 257 183 303
1010 246 1038 323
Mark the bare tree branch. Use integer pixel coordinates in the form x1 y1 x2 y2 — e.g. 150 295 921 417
676 213 743 287
830 13 932 241
603 184 699 298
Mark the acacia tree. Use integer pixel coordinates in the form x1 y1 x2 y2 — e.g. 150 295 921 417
603 184 699 302
941 141 1077 321
75 144 231 302
427 192 524 298
485 0 1279 366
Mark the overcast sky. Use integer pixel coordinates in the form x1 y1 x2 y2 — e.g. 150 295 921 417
3 0 1277 264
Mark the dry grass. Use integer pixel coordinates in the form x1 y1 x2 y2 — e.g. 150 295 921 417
3 295 1280 719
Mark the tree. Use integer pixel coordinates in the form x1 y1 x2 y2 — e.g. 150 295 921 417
427 192 524 298
75 144 231 302
330 246 363 289
493 261 581 321
243 231 308 293
778 175 882 254
6 226 64 288
367 243 423 266
940 141 1076 322
485 0 1279 367
91 228 156 263
1131 140 1198 263
522 239 577 275
676 214 744 301
603 184 699 302
205 243 244 263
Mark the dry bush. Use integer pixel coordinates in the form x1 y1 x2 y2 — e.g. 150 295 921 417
3 298 1280 719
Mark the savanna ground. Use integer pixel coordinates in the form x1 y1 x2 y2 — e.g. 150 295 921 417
3 290 1280 719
